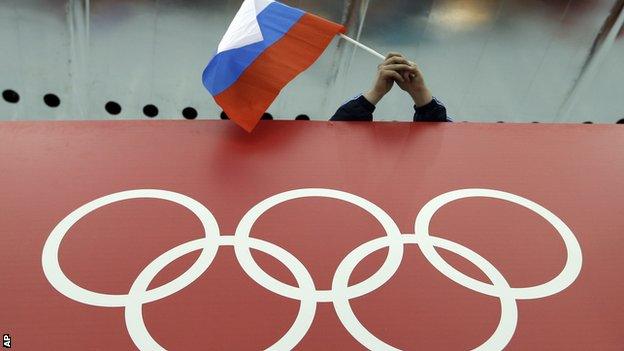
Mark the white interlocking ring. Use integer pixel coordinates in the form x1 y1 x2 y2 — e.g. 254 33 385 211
414 189 582 300
41 189 220 307
234 188 404 302
332 234 517 351
125 236 316 351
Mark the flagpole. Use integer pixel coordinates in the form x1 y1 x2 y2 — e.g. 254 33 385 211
339 34 385 60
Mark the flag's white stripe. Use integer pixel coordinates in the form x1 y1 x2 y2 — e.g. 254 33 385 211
254 0 273 15
217 0 274 54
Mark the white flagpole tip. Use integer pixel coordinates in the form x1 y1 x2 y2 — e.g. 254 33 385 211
339 34 385 60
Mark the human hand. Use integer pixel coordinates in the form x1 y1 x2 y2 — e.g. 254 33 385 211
394 57 433 108
363 52 418 105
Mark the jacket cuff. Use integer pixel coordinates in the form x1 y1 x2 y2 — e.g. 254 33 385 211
414 97 442 114
356 94 376 113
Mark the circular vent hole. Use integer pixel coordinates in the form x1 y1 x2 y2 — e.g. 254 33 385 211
295 114 310 121
143 104 159 118
105 101 122 115
44 93 61 108
2 89 19 103
182 107 198 120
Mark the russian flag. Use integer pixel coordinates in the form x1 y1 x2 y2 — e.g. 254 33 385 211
202 0 345 132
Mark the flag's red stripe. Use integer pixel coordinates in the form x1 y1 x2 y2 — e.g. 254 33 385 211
215 13 345 132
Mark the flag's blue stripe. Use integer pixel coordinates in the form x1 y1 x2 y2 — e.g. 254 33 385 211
202 2 305 96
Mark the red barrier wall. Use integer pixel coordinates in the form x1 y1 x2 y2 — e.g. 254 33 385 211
1 121 623 350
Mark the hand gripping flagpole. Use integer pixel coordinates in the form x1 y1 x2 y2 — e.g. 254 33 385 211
339 34 385 60
339 34 416 79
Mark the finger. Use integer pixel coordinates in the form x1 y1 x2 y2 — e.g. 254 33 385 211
381 69 403 82
381 69 404 82
383 56 410 66
409 61 423 73
385 52 404 59
381 64 418 73
379 59 407 70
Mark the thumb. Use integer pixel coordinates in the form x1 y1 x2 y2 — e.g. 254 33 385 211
402 71 411 82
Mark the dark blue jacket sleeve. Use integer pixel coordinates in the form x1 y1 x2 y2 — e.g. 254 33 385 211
330 95 452 122
414 98 452 122
330 95 375 121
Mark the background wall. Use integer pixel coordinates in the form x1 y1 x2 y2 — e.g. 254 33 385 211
0 0 623 123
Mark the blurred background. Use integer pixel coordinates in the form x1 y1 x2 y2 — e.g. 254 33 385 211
0 0 623 123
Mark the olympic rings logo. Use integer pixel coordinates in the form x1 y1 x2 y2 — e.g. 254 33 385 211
42 188 582 350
